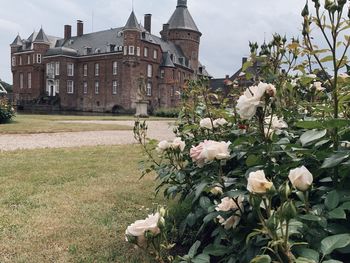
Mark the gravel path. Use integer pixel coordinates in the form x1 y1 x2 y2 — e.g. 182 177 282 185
0 121 175 152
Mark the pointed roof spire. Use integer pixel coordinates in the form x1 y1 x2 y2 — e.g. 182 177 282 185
33 27 50 43
168 0 200 33
10 34 22 46
124 11 142 31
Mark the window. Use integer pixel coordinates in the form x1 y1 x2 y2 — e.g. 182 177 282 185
83 81 88 94
20 73 24 89
55 62 60 76
112 80 117 94
113 62 118 75
28 73 32 89
83 64 88 76
136 47 140 57
123 46 127 55
147 64 153 78
19 56 22 65
67 63 74 76
178 71 181 82
36 54 42 64
160 69 165 79
67 80 74 94
147 82 152 96
95 81 99 94
27 55 31 65
11 56 16 66
144 47 148 57
128 46 135 55
170 86 175 97
95 63 99 76
153 50 158 59
55 79 59 94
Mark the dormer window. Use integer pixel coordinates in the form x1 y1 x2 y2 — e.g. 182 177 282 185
84 47 92 55
95 48 101 54
141 32 146 39
109 44 116 52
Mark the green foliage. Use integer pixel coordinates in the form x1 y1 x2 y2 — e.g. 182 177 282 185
133 1 350 262
154 107 181 118
0 97 15 123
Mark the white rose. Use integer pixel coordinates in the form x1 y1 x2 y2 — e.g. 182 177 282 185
306 74 317 79
171 137 186 152
216 196 244 229
210 186 223 196
125 213 161 247
265 116 288 130
313 81 325 91
288 166 313 191
236 82 271 120
264 127 274 139
247 170 273 194
190 140 231 167
156 140 170 152
200 118 213 129
213 118 228 128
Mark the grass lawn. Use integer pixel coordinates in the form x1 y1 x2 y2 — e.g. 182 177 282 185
0 145 165 262
1 114 174 134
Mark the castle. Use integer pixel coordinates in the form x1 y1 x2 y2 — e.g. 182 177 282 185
10 0 208 113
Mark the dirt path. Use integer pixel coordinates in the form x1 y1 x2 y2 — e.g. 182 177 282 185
0 121 175 151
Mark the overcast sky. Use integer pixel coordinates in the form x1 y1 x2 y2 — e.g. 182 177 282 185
0 0 305 84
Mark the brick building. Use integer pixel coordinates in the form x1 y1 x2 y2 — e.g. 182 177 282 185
10 0 209 113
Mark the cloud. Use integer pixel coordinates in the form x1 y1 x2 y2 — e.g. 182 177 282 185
0 0 308 83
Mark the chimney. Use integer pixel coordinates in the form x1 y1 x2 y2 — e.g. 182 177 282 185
144 14 152 33
77 20 84 37
64 25 72 39
161 24 169 41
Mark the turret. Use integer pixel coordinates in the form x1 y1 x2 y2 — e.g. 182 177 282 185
10 34 22 53
123 11 142 63
166 0 201 72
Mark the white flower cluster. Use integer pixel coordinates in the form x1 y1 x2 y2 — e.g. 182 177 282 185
190 140 231 167
156 137 186 153
215 196 244 230
247 166 313 194
264 115 288 138
200 118 228 129
125 213 162 248
236 82 276 120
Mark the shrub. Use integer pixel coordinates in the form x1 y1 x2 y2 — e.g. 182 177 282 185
0 97 15 124
154 107 180 118
130 1 350 262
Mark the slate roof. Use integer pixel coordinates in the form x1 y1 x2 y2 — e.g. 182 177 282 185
10 35 22 46
34 28 50 43
124 11 143 31
161 52 175 68
0 83 7 94
168 0 200 33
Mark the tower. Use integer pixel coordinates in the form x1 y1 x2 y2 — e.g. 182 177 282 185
166 0 201 72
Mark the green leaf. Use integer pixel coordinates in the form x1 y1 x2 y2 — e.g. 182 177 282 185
322 260 343 263
299 214 322 222
246 155 261 167
203 244 228 256
199 196 212 210
250 255 271 263
242 60 253 72
295 258 316 263
340 201 350 210
194 182 208 203
325 191 340 210
192 254 210 263
188 241 201 258
321 153 349 168
300 129 327 147
320 55 334 63
328 208 346 219
294 247 319 262
320 234 350 255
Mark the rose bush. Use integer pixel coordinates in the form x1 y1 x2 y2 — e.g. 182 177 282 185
130 1 350 262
